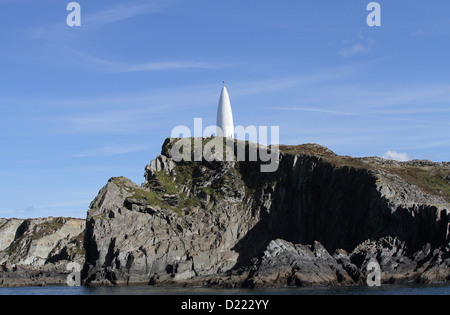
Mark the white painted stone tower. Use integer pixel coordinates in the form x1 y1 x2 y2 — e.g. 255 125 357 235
216 81 234 138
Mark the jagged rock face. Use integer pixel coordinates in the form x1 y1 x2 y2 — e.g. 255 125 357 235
240 153 449 257
0 217 85 287
245 239 355 287
82 174 254 285
0 219 24 252
0 217 85 267
82 138 450 286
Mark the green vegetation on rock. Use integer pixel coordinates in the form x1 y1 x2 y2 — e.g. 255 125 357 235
31 217 65 240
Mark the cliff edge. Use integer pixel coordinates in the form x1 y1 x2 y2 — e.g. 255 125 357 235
81 138 450 287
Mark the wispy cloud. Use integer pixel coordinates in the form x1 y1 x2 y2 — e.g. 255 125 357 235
34 85 218 135
33 65 360 135
84 0 171 27
267 105 450 127
61 110 164 135
74 144 148 158
111 61 218 72
265 80 450 115
13 206 36 213
68 49 220 73
20 65 450 141
29 0 178 40
267 106 364 117
230 65 361 97
337 34 375 57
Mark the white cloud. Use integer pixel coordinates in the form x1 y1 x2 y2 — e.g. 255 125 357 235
382 151 413 162
338 35 375 57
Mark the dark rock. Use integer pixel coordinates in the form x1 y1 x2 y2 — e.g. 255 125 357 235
240 239 354 288
162 194 178 207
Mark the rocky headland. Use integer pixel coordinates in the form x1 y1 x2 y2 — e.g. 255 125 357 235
1 137 449 287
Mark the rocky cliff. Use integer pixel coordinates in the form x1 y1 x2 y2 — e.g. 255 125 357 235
81 138 450 287
0 217 85 287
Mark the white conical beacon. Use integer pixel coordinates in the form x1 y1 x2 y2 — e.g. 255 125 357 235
216 81 234 138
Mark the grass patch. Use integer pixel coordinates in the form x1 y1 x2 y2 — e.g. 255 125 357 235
279 143 337 157
117 171 203 217
111 177 166 208
129 187 165 207
92 214 108 221
178 193 201 208
153 170 180 194
279 144 370 170
6 237 24 257
385 166 450 202
199 186 222 200
174 163 196 187
31 218 65 240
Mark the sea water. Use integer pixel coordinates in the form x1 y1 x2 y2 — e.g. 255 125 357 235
0 283 449 295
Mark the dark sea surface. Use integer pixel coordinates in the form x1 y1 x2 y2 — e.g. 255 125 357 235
0 283 449 295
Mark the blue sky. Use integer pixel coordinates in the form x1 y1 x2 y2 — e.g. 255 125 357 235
1 0 449 219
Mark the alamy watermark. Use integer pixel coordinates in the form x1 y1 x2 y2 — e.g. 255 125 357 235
366 260 381 287
66 2 81 27
171 118 280 173
367 2 381 27
66 262 81 286
66 3 380 28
